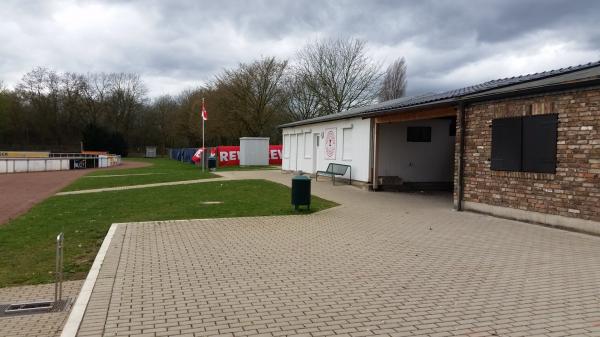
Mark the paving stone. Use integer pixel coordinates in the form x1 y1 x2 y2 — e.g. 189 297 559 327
0 280 83 337
68 170 600 336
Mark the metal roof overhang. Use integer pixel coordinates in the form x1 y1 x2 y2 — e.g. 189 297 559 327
363 74 600 120
359 99 457 120
461 76 600 103
280 65 600 129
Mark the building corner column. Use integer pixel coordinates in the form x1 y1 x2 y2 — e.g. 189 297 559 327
372 119 379 191
455 103 466 211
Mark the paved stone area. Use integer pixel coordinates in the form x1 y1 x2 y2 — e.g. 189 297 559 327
74 170 600 337
0 280 83 337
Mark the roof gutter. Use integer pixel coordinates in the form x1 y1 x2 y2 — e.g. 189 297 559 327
278 112 364 129
361 77 600 121
460 77 600 104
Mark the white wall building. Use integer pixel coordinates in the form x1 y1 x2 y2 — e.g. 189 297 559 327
279 61 600 234
280 92 461 189
281 116 372 182
280 112 455 187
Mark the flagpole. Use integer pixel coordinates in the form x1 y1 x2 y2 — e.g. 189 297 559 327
202 97 205 172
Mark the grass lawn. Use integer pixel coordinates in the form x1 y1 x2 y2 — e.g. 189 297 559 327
63 157 216 191
0 179 336 287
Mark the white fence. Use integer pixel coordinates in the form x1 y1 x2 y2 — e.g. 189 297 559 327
0 155 121 174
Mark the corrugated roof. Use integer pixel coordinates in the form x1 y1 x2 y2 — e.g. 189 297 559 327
280 60 600 128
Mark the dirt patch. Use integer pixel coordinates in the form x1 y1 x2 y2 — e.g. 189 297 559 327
0 160 151 225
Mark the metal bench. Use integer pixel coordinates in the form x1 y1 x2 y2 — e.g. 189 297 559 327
316 163 351 185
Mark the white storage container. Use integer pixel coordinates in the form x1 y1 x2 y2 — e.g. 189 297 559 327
239 137 269 166
145 146 157 158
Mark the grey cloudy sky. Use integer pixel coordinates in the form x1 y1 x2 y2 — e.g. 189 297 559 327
1 0 599 98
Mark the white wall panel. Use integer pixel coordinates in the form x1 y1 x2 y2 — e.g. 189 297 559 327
281 117 371 182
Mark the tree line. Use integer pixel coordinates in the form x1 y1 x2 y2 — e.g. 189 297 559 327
0 37 406 156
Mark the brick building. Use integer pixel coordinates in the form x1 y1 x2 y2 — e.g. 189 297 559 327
281 61 600 233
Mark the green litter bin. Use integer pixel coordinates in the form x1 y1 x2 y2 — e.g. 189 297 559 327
208 157 217 171
291 175 311 210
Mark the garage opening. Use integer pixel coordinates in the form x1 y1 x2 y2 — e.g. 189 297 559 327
375 114 456 192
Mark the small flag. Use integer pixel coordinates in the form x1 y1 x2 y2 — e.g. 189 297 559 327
201 101 208 121
192 148 203 163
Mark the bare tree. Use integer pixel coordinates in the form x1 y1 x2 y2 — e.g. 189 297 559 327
294 37 382 116
151 95 178 150
16 67 63 144
106 72 148 134
81 72 112 125
215 57 288 138
175 87 206 145
379 57 407 101
286 72 320 121
59 72 87 130
0 80 14 146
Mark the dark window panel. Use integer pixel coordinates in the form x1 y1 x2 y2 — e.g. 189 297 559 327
407 126 432 142
491 117 522 171
522 114 558 173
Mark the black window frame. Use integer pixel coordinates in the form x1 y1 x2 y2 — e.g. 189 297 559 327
490 113 558 174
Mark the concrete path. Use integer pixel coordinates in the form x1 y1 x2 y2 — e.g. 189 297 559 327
70 170 600 336
56 177 229 196
55 169 285 196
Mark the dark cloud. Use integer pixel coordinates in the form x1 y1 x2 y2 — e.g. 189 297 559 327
1 0 599 98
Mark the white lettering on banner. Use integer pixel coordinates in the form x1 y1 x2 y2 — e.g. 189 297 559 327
218 146 280 165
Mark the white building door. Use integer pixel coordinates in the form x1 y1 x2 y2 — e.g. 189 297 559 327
312 133 319 173
297 133 303 172
290 134 297 171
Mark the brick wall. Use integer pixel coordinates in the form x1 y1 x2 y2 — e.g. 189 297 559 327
455 87 600 222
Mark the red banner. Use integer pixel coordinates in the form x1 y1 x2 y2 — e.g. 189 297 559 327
269 145 282 165
216 146 240 166
216 145 282 166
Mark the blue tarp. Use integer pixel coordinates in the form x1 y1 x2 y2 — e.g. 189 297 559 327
168 148 198 163
167 147 216 164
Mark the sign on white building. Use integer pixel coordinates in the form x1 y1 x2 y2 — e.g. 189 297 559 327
324 128 337 160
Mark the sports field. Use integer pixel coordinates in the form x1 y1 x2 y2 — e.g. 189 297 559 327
0 159 336 287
